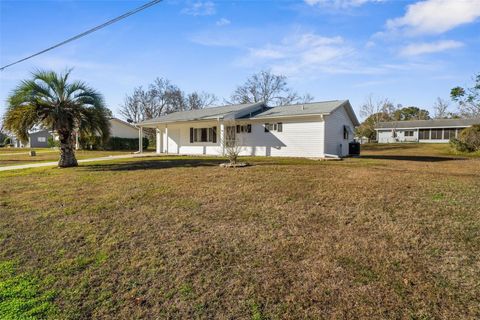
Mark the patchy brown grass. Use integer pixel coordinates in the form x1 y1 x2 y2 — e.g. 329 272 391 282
0 149 134 167
0 144 479 319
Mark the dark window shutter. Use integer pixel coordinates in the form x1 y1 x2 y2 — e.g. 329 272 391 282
236 125 240 133
190 128 194 143
264 123 269 132
277 123 282 132
212 127 217 143
247 124 252 133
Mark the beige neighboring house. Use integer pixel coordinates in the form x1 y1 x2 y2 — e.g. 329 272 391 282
74 117 141 149
109 118 140 139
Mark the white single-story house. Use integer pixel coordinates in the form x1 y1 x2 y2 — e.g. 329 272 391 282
136 100 360 158
375 118 480 143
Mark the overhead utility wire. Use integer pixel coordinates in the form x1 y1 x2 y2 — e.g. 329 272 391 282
0 0 163 71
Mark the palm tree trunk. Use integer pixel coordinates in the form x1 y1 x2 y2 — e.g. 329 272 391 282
58 131 78 168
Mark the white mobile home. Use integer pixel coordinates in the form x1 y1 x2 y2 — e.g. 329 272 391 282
136 100 359 158
375 118 480 143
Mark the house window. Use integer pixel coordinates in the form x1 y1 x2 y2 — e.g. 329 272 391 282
190 127 217 143
265 123 282 132
37 137 46 142
236 124 252 133
404 130 414 137
431 129 443 139
344 126 349 139
419 129 430 140
443 128 455 140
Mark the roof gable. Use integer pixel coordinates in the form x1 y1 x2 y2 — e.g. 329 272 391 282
251 100 360 126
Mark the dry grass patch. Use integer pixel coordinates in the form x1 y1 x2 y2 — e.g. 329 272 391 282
0 150 134 167
0 145 479 319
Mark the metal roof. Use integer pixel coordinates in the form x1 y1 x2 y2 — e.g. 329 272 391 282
250 100 344 117
137 102 265 125
375 118 480 129
136 100 360 126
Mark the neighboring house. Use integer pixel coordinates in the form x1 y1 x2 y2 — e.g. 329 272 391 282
74 117 141 149
9 129 52 148
136 100 359 158
109 117 140 139
375 118 480 143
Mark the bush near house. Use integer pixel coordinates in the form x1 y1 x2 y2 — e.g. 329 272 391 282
3 137 12 147
450 124 480 152
105 137 149 151
47 137 60 148
79 136 149 151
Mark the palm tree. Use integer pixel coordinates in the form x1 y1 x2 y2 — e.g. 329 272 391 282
3 69 110 167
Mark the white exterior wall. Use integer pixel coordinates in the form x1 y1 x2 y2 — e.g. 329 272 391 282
324 106 355 157
156 116 326 157
240 118 324 157
110 119 139 139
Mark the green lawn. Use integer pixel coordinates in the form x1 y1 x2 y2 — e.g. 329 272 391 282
0 144 479 319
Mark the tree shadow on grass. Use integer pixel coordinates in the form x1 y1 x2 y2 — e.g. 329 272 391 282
84 158 226 171
360 155 464 162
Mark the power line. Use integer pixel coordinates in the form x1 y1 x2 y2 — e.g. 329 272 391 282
0 0 163 71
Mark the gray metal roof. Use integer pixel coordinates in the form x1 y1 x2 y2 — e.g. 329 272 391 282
136 100 360 126
137 102 265 125
251 100 360 126
251 100 346 118
375 118 480 129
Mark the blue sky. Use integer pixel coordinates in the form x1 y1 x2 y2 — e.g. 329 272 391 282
1 0 479 119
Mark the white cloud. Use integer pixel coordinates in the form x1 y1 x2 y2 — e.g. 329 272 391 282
387 0 480 35
182 1 215 16
399 40 464 56
241 33 360 76
216 18 231 26
304 0 383 8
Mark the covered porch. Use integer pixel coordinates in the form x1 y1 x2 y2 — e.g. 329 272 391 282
137 120 228 155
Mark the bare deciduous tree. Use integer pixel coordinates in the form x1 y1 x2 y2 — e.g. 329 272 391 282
433 97 451 119
120 78 217 123
230 70 312 106
222 121 244 165
186 92 217 110
356 95 397 141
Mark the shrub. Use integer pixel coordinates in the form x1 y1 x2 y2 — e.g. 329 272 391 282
104 137 149 151
47 136 60 148
78 136 149 151
450 124 480 152
3 137 12 146
450 138 470 152
79 134 103 150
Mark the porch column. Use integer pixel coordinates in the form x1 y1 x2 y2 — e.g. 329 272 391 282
219 121 225 156
138 126 143 153
165 125 169 154
156 127 161 154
